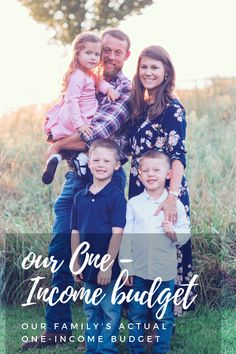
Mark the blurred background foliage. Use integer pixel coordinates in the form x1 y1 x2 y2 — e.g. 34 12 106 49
18 0 154 44
1 77 236 307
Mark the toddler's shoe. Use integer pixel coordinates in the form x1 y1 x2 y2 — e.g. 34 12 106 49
42 156 59 184
73 152 89 181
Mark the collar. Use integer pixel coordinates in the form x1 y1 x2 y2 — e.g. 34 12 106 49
84 180 116 197
142 188 168 204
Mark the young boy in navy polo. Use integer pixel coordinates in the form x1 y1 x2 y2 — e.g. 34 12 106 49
71 139 126 354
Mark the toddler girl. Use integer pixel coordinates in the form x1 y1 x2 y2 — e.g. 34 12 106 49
42 32 119 184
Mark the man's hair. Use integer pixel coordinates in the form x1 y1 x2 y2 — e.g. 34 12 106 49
89 139 121 161
101 28 131 52
138 150 171 168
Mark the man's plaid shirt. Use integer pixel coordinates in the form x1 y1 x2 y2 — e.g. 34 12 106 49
82 71 131 160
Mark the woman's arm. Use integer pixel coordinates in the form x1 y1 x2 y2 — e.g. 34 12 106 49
155 101 187 223
155 159 184 223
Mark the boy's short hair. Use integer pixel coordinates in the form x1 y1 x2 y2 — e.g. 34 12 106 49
89 139 121 161
138 150 171 168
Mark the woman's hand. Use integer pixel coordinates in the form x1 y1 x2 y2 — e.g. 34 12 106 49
154 194 178 224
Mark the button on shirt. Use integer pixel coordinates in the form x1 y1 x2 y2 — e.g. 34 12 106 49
71 181 127 284
119 189 190 281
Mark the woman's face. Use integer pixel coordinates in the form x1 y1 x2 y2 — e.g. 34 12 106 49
139 56 165 94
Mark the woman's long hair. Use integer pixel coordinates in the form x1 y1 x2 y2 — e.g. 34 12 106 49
130 46 176 120
61 32 102 94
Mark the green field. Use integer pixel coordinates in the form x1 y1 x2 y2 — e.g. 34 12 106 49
1 77 236 353
1 305 236 354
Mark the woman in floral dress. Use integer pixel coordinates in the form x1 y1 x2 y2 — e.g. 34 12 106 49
127 45 195 314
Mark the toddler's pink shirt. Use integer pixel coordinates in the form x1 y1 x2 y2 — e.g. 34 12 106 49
44 68 110 140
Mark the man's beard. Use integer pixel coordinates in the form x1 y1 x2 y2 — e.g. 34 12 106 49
103 61 121 80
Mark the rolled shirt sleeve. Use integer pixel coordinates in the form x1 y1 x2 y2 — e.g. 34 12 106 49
81 71 131 152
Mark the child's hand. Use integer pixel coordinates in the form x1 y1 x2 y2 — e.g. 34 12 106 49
107 87 120 102
72 262 83 284
97 268 112 286
162 221 177 241
77 124 93 137
122 275 133 287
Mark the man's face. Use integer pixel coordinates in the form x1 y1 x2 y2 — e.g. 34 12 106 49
102 34 130 79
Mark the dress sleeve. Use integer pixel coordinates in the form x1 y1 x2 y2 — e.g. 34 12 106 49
173 200 191 246
66 71 86 129
164 101 187 168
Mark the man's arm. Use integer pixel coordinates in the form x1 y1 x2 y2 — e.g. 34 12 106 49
46 133 86 159
46 97 130 159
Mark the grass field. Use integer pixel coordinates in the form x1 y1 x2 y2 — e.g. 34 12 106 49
1 77 236 353
1 304 235 354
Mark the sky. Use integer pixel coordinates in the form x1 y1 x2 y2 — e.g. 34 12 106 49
0 0 235 116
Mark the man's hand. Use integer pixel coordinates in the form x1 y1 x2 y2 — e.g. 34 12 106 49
77 124 93 137
122 275 133 287
162 220 177 241
154 194 178 224
97 268 112 286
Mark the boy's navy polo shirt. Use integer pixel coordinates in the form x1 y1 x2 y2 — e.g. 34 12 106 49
71 181 127 284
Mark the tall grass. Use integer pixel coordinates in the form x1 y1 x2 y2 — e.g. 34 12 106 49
1 78 236 306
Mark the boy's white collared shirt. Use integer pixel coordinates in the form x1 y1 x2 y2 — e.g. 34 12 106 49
119 188 191 281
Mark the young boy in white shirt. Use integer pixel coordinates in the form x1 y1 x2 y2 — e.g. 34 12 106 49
119 150 190 354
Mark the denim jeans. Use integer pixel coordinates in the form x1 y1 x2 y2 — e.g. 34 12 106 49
83 280 121 354
46 168 126 333
128 276 175 354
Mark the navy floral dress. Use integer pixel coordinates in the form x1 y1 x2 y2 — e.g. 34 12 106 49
127 98 195 315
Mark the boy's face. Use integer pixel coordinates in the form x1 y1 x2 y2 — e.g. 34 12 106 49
138 157 171 192
88 147 120 182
